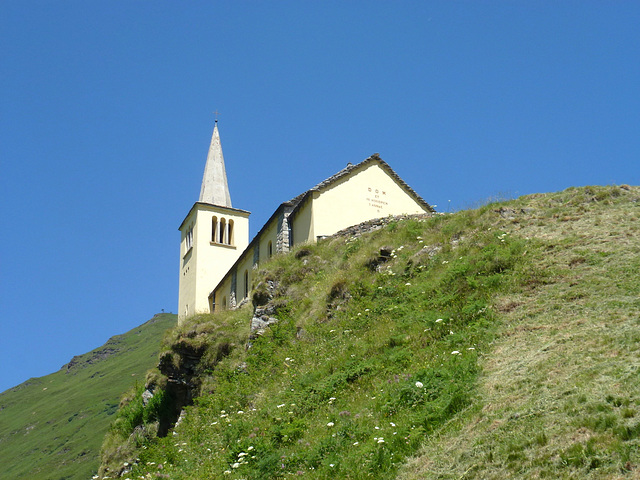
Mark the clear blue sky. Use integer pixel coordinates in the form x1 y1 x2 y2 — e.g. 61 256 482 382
1 2 638 393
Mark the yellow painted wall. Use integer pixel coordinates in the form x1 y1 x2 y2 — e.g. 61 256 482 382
311 161 429 239
236 252 255 303
214 273 232 311
178 210 198 320
178 204 249 322
291 195 314 245
258 219 278 264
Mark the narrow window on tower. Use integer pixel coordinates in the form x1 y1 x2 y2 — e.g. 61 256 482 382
212 216 218 242
244 270 249 298
219 218 226 244
185 225 194 251
268 240 273 258
228 219 234 245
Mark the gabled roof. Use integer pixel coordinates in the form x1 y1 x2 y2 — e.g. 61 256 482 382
288 154 434 218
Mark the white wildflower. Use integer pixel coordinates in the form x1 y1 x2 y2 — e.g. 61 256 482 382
327 422 335 427
277 404 285 408
353 441 359 445
237 410 244 414
405 282 411 286
378 438 385 443
435 318 443 323
231 462 240 468
452 351 461 355
415 381 424 388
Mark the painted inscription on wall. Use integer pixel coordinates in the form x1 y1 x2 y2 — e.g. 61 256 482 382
366 187 389 213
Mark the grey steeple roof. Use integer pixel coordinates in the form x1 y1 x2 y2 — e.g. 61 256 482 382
199 121 232 207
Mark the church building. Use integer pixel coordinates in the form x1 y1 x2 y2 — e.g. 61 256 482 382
178 122 434 323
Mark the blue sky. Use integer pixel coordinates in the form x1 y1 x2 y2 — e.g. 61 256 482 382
1 1 638 393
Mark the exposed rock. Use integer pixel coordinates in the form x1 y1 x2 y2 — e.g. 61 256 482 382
141 389 154 407
237 362 248 373
326 279 352 318
330 213 433 239
421 244 442 257
250 315 279 333
155 337 213 437
497 207 517 219
295 248 312 259
496 207 535 219
64 346 119 373
366 246 394 272
252 280 279 307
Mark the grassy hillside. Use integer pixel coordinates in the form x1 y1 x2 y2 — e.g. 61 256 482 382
99 185 639 479
0 313 176 480
399 185 640 479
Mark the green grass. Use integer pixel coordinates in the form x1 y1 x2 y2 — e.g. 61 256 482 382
398 185 640 479
98 184 639 480
0 313 176 480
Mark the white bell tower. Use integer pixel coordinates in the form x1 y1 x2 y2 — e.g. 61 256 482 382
178 121 250 323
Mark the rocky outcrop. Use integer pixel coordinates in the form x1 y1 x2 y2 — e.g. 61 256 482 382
250 280 282 338
330 213 433 239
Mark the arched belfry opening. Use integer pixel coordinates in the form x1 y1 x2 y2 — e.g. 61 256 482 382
211 216 218 242
219 218 227 244
228 219 234 245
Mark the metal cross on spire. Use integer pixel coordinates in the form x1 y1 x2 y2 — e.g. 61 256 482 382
213 110 220 123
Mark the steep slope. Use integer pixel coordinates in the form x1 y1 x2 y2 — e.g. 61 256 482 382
100 185 639 479
399 185 640 479
0 313 176 480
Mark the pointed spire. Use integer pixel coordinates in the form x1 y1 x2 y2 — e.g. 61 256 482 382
199 121 232 207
